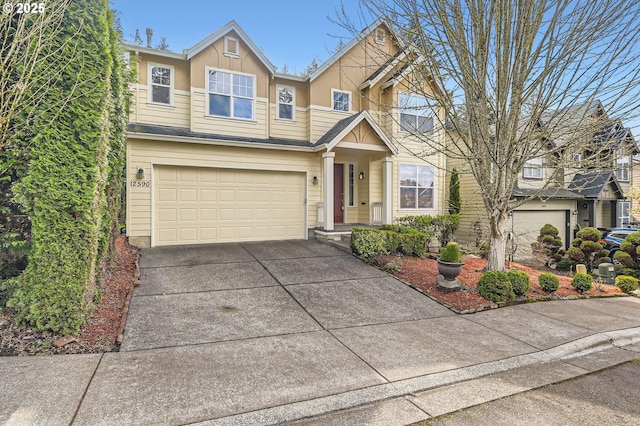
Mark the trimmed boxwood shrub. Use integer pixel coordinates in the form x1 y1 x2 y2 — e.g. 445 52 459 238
571 273 592 293
381 224 426 257
555 258 573 272
538 272 560 292
615 275 639 293
439 242 462 263
507 270 530 296
350 228 389 260
477 271 515 303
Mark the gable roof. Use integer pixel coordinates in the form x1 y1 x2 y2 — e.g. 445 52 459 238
568 171 624 198
313 111 398 154
186 20 275 73
512 187 583 200
310 18 393 82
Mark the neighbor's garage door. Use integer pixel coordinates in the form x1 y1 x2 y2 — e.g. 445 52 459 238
511 210 567 261
154 166 305 246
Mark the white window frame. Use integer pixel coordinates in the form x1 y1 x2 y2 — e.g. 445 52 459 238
331 89 351 112
572 152 582 168
375 28 386 45
206 67 256 120
399 92 434 134
148 63 174 106
619 201 631 227
348 164 356 207
224 36 239 57
399 163 435 210
523 157 543 179
616 153 630 182
276 85 295 121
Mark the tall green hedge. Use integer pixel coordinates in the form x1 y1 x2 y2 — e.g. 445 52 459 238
6 0 128 335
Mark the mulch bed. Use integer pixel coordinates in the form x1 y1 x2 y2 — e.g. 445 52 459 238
383 255 626 313
0 235 138 356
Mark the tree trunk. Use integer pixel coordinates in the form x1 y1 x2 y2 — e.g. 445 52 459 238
486 214 508 272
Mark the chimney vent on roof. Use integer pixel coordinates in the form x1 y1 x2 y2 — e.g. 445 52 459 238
146 28 153 48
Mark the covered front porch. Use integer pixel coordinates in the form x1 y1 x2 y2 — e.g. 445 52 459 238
311 111 398 237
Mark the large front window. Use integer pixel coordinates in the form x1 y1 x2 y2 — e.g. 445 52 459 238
616 154 630 182
208 69 254 119
523 157 543 179
399 93 434 133
400 164 434 209
150 65 172 105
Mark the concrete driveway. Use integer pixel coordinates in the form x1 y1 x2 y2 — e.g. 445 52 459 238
121 239 455 350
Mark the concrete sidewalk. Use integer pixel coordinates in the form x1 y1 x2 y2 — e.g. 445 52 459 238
1 240 640 425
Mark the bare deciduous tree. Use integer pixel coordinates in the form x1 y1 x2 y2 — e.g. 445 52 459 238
342 0 640 271
0 1 70 151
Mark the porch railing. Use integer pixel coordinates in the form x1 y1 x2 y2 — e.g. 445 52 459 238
372 202 383 225
316 202 324 228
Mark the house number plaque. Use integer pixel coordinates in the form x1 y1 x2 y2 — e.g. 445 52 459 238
130 181 150 188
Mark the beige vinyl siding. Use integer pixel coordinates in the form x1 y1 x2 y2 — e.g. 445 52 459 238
309 107 352 143
131 87 190 128
127 139 322 242
190 90 268 138
270 105 309 141
596 200 613 229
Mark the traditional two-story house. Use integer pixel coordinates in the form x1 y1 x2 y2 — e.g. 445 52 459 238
454 100 637 260
125 20 446 247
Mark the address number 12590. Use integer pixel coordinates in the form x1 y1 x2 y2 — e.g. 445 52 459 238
130 181 150 187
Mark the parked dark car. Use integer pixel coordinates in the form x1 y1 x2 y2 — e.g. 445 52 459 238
600 228 640 258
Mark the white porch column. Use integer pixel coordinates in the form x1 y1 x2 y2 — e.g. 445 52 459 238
322 152 335 230
382 156 393 224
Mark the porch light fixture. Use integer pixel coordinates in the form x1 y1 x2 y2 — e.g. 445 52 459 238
583 203 588 209
137 168 145 180
312 176 318 185
359 171 365 180
573 210 578 216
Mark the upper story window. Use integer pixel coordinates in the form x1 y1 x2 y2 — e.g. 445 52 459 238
572 152 582 168
616 153 630 181
399 93 434 133
277 85 295 120
375 28 386 45
224 36 239 57
149 64 173 105
400 164 434 209
332 89 351 112
207 69 255 119
523 157 543 179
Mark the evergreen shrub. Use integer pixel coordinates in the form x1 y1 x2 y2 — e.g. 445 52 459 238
571 273 592 293
507 270 530 296
477 271 515 303
538 273 560 292
615 275 638 293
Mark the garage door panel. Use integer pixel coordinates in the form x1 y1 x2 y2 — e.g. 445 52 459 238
154 166 305 245
512 210 566 261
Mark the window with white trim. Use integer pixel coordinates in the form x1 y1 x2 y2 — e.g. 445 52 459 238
618 201 631 227
572 152 582 168
523 157 543 179
375 28 386 45
224 36 239 57
400 164 434 209
332 89 350 112
207 69 255 119
399 93 434 133
277 85 295 120
616 153 630 182
348 164 355 207
149 64 173 105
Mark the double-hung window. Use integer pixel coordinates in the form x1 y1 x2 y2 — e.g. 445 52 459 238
208 69 255 119
399 93 434 133
616 154 630 182
277 85 295 120
332 89 350 112
400 164 434 209
523 157 543 179
149 64 173 105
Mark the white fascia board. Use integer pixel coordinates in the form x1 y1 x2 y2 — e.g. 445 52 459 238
124 44 186 60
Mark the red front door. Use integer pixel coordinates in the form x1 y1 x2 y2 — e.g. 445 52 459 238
334 164 344 223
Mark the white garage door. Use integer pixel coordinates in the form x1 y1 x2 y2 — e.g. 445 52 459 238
511 210 567 261
154 166 306 246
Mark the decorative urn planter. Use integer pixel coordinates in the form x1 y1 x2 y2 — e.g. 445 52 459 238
436 242 464 292
437 259 464 281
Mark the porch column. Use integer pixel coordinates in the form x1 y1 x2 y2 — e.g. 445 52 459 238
323 152 335 231
382 156 393 225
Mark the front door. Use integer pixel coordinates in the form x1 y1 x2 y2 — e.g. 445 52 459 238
334 164 344 223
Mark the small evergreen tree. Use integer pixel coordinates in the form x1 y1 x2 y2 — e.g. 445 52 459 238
566 227 608 273
448 168 461 214
531 224 563 267
133 28 143 45
156 36 169 50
